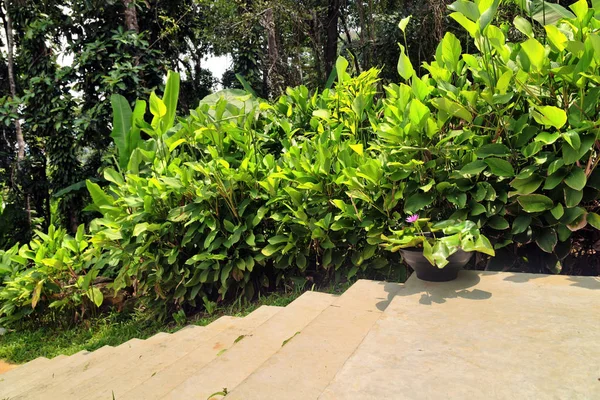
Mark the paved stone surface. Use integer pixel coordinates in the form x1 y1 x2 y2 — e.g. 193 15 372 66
320 271 600 400
227 280 404 400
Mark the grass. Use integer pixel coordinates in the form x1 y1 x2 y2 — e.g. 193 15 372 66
0 280 355 364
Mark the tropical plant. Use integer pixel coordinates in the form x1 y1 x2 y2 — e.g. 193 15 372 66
382 216 495 267
0 224 103 325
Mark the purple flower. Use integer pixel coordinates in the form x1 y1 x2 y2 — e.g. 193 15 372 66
405 214 419 224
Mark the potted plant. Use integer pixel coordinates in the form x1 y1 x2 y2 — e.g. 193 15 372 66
381 215 495 282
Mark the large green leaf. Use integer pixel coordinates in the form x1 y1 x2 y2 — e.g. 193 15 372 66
514 16 534 38
485 158 515 177
564 168 586 191
511 214 531 234
510 175 543 195
409 99 430 128
476 143 510 158
86 180 114 212
532 106 567 129
397 45 415 80
536 229 557 253
431 98 472 122
518 194 554 212
545 25 567 51
520 38 545 70
398 15 411 33
162 71 180 132
448 0 479 21
564 187 583 208
479 0 500 32
110 94 133 170
404 193 435 213
441 32 462 72
588 212 600 230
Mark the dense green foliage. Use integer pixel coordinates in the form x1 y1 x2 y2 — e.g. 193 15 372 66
1 0 600 327
1 0 456 250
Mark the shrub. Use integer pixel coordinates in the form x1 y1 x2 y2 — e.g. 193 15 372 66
2 0 600 325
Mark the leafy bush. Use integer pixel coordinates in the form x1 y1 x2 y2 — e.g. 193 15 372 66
2 0 600 326
0 225 102 325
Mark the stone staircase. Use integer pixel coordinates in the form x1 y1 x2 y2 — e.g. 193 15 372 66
1 272 599 399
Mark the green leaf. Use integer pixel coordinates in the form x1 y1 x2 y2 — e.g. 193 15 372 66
475 144 510 158
110 94 133 170
409 99 430 128
470 235 495 257
460 160 487 175
449 12 478 38
88 287 104 308
588 212 600 230
545 25 567 51
536 229 557 253
544 170 567 190
349 143 364 156
562 131 581 150
168 139 186 152
149 92 167 118
532 106 567 129
336 57 350 83
398 15 411 33
261 244 282 257
564 168 586 191
512 214 531 234
510 175 543 195
534 131 560 145
518 194 554 212
133 223 149 237
431 98 472 122
564 187 583 208
404 193 434 213
548 159 564 176
488 216 509 230
479 0 500 32
104 168 124 185
86 180 113 211
531 3 575 25
312 109 330 120
521 38 545 70
570 0 588 22
32 280 44 309
441 32 462 72
514 16 533 38
397 45 414 80
162 71 180 131
551 204 564 219
448 0 480 21
485 158 515 177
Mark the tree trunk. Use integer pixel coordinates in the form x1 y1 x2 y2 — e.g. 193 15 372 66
122 0 139 32
324 0 340 78
261 7 284 96
2 0 25 161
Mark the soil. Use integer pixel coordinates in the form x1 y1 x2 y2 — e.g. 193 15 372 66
0 360 17 374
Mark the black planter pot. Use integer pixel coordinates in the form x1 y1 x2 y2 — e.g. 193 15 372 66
399 248 473 282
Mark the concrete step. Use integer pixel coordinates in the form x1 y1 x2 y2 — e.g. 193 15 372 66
0 349 97 398
87 306 283 400
4 326 182 399
226 280 404 400
0 356 50 386
127 292 337 400
62 307 280 400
